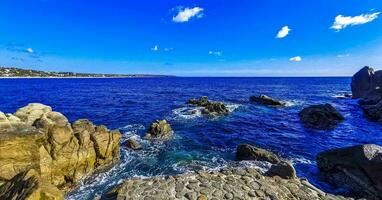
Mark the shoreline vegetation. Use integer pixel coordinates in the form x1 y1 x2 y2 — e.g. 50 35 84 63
0 66 381 200
0 67 172 78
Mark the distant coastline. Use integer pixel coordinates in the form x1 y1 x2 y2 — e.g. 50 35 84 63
0 67 172 78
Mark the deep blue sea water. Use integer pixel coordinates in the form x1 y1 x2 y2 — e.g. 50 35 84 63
1 77 382 199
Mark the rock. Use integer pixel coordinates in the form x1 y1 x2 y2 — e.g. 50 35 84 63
317 144 382 199
187 96 229 116
123 138 141 150
266 161 296 179
145 120 173 140
236 144 280 164
0 169 64 200
359 99 382 121
0 103 121 194
250 95 285 106
351 66 382 100
299 104 344 130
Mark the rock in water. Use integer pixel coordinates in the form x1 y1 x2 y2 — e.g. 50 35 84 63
359 100 382 122
317 144 382 199
236 144 280 164
145 120 173 140
266 161 296 179
0 103 121 194
250 95 285 106
0 169 64 200
123 138 141 150
187 96 229 116
299 104 344 130
351 66 382 100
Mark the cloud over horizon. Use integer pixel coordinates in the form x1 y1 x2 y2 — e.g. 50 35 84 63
172 7 204 23
289 56 302 62
331 12 380 31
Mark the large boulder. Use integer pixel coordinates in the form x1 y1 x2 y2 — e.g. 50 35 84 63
187 96 229 116
266 161 296 179
144 120 173 140
351 66 382 100
0 103 121 193
359 99 382 122
250 95 285 106
299 104 344 130
317 144 382 199
0 169 64 200
236 144 280 164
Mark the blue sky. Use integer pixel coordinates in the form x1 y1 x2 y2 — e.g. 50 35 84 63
0 0 381 76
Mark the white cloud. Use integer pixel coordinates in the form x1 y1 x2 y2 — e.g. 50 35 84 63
276 26 291 38
172 7 204 23
289 56 302 62
208 51 222 56
331 12 380 31
151 45 159 51
26 48 34 53
337 54 350 58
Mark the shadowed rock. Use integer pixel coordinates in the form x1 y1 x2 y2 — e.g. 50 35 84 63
250 95 285 106
317 144 382 199
236 144 280 164
299 104 344 130
123 138 141 150
145 120 173 140
266 161 296 179
351 66 382 100
187 96 229 116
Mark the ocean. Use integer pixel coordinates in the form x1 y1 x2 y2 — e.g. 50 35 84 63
1 77 381 199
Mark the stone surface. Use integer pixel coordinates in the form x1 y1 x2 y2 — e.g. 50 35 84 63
107 167 348 200
351 66 382 100
236 144 280 164
266 161 296 179
0 103 121 194
0 169 64 200
187 96 229 116
123 138 142 150
359 99 382 122
299 104 344 130
144 120 173 140
317 144 382 199
250 95 285 106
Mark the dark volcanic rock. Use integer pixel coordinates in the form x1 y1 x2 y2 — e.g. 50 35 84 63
266 161 296 179
123 138 141 150
236 144 280 164
250 95 285 106
187 96 229 116
351 66 382 100
144 120 173 140
299 104 344 130
317 144 382 199
360 100 382 122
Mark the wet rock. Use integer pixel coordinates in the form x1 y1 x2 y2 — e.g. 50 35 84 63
236 144 280 164
123 138 142 150
250 95 285 106
317 144 382 199
0 169 64 200
299 104 344 130
359 99 382 122
266 161 296 179
351 66 382 100
187 96 229 116
0 103 121 193
145 120 173 140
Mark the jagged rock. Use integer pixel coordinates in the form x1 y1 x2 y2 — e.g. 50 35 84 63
123 138 141 150
250 95 285 106
0 103 121 193
145 120 173 140
351 66 382 100
299 104 344 130
266 161 296 179
0 169 63 200
187 96 229 116
236 144 280 164
359 99 382 121
317 144 382 199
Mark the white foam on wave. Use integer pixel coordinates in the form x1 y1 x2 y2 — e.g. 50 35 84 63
288 156 315 165
172 102 242 120
226 103 241 112
236 160 272 173
283 100 303 107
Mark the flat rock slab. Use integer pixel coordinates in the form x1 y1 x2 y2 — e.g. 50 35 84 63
105 168 349 200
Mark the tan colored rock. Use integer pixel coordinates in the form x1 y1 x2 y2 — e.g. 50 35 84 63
14 103 52 125
91 126 121 166
0 169 64 200
144 120 173 140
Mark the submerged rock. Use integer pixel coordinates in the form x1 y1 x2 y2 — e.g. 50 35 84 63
317 144 382 199
0 103 121 195
106 167 348 200
123 138 141 150
299 104 344 130
145 120 173 140
187 96 229 116
0 169 64 200
236 144 280 164
250 95 285 106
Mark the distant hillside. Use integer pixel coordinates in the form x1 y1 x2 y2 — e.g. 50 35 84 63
0 67 170 78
